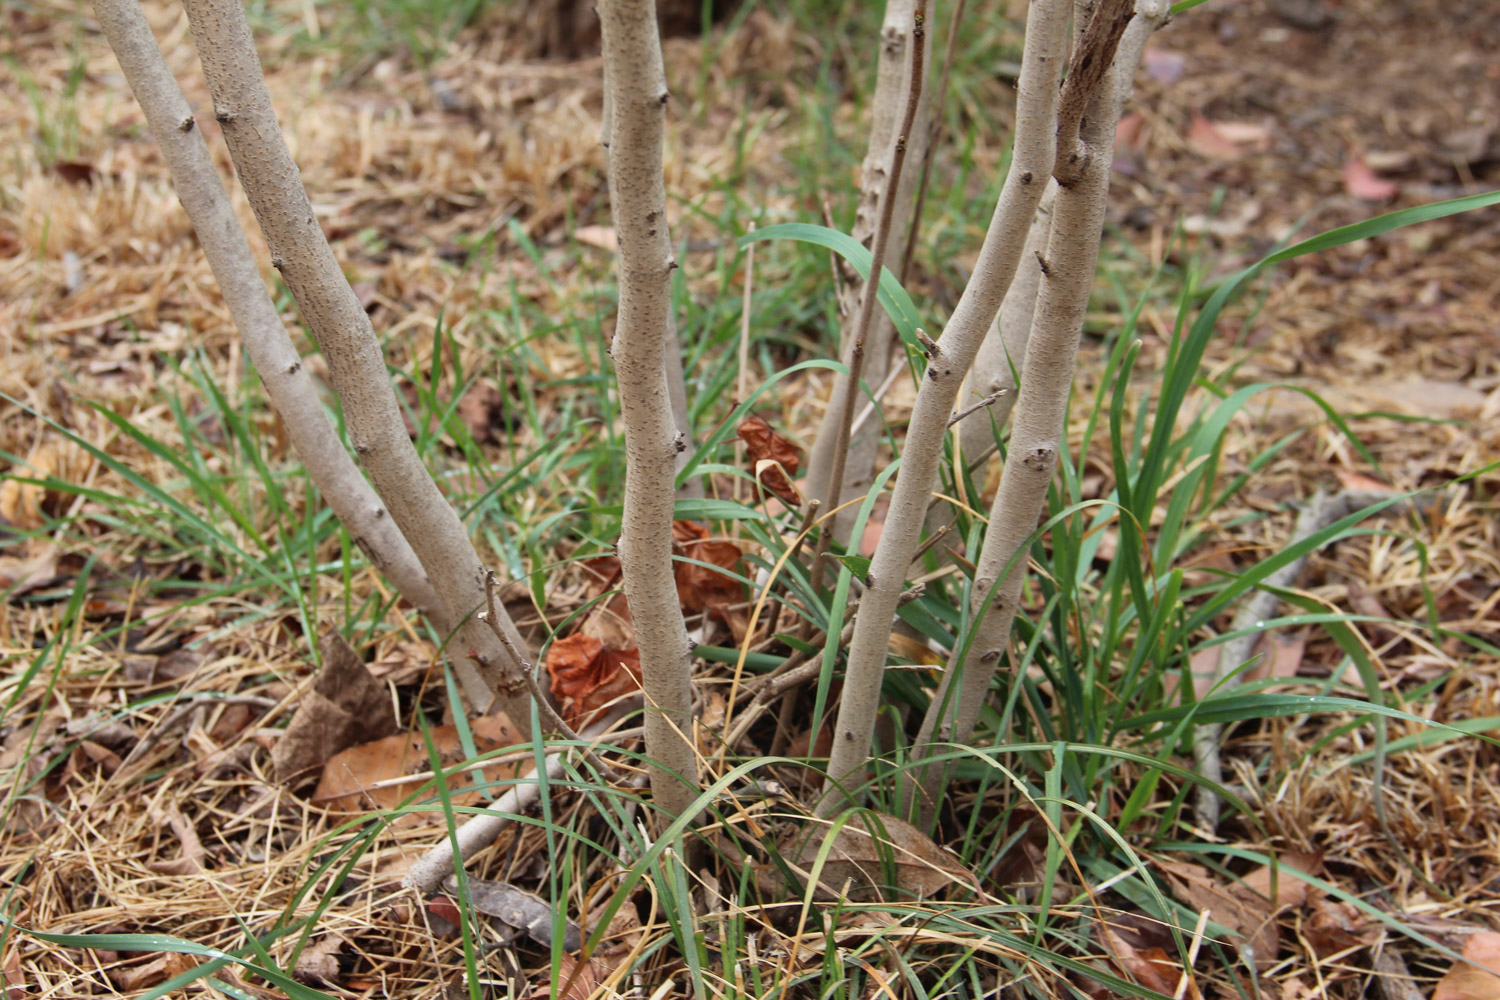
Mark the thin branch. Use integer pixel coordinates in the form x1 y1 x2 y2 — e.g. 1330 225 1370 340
177 0 535 728
819 0 1073 818
900 0 969 284
904 0 1171 821
810 4 929 595
91 0 441 620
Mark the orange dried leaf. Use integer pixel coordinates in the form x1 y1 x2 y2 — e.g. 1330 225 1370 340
737 416 801 506
545 634 643 728
1434 932 1500 1000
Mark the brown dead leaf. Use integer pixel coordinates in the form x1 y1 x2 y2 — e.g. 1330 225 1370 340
1342 156 1400 200
1186 112 1249 160
1099 921 1181 993
1 945 22 1000
784 812 977 901
273 631 401 783
737 416 801 506
0 543 60 598
546 634 643 729
572 225 618 252
1240 852 1321 908
146 803 207 875
0 445 56 530
293 936 344 986
1157 859 1278 971
457 383 507 444
108 953 196 991
1434 932 1500 1000
444 876 581 950
1304 895 1375 959
312 712 523 824
672 520 747 636
531 953 603 1000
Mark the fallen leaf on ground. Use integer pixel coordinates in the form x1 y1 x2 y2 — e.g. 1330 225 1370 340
672 520 748 637
1334 469 1394 493
293 935 344 986
0 543 60 598
1342 156 1399 200
1240 852 1322 908
1304 895 1375 958
781 812 977 901
446 876 582 950
572 225 618 252
146 803 207 874
737 416 801 506
312 712 523 824
1186 112 1251 160
273 631 401 783
457 383 507 443
1157 859 1278 970
530 953 602 1000
1434 932 1500 1000
0 442 63 529
2 945 22 1000
107 953 196 991
546 634 643 729
1098 921 1181 993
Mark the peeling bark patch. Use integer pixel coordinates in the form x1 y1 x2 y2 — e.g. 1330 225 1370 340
1035 251 1051 277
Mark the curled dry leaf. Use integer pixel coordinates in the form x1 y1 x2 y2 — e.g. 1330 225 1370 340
737 416 801 506
1098 921 1181 994
546 634 643 729
672 520 748 636
1433 931 1500 1000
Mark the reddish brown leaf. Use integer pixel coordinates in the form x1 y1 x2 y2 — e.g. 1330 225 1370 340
1099 922 1181 993
545 634 643 728
737 416 801 506
672 520 746 632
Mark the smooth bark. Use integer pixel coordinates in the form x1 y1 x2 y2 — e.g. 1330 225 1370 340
906 0 1170 818
818 0 1072 816
178 0 534 726
804 0 934 546
598 0 701 822
92 0 444 623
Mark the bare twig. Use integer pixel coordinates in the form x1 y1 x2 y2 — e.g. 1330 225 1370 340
820 0 1073 817
810 4 929 595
